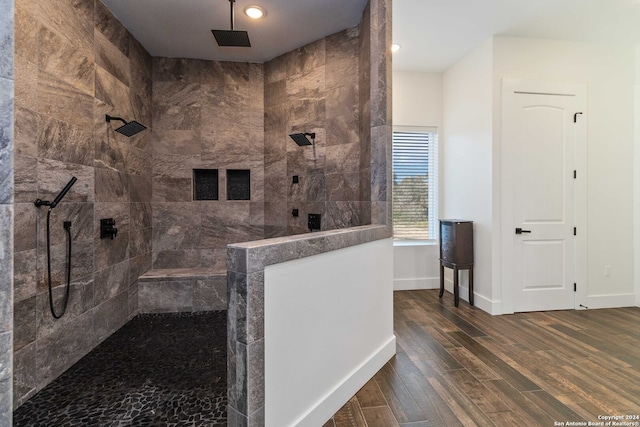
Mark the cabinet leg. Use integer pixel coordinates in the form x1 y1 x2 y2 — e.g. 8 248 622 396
439 263 445 298
453 267 459 307
469 267 474 306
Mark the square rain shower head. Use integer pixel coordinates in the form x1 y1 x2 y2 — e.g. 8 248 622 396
106 114 147 137
212 30 251 47
289 133 315 146
115 121 147 137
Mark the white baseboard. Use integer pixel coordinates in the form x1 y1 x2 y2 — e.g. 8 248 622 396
440 279 501 315
393 277 439 291
294 336 397 427
584 293 637 309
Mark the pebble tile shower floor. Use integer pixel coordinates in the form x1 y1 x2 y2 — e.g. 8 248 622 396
14 311 227 426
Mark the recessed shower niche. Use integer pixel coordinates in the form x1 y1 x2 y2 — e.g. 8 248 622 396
193 169 219 201
227 169 251 200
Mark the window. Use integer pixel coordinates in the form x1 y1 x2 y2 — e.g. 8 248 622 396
392 126 439 241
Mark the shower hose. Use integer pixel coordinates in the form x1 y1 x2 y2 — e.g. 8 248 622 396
46 208 72 319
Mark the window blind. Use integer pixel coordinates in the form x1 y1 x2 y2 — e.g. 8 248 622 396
392 128 438 240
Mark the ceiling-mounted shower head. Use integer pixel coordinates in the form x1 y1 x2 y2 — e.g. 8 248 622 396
212 0 251 47
289 132 316 146
106 114 147 137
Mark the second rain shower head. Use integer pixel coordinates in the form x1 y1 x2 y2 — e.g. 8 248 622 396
106 115 147 137
289 132 316 146
212 0 251 47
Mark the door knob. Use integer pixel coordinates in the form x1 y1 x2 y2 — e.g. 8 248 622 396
515 228 531 234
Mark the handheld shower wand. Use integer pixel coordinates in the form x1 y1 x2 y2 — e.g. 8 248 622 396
35 176 77 209
34 176 78 319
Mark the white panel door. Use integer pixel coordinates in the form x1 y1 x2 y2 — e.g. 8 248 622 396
504 82 584 312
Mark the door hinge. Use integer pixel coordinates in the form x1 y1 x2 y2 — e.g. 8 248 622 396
573 170 577 179
574 227 577 236
574 112 583 123
574 283 577 292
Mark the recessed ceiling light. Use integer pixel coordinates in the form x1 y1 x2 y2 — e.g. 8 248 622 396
391 44 401 53
244 5 265 19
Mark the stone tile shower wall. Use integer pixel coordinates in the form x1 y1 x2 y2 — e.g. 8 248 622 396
264 28 363 237
12 0 153 408
151 59 265 270
0 0 14 422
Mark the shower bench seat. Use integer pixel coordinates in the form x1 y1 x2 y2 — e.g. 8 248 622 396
137 268 227 313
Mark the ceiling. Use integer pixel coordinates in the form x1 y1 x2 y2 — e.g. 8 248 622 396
101 0 640 72
393 0 640 72
101 0 369 63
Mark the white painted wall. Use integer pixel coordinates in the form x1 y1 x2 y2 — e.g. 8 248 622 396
493 36 637 308
264 239 395 427
392 71 443 290
442 39 496 312
635 44 640 307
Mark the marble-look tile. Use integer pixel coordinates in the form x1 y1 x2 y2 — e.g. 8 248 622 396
0 0 13 80
138 280 193 313
264 55 286 84
0 77 13 205
151 177 191 203
152 250 201 269
327 173 360 202
94 230 128 273
129 37 152 99
13 297 35 352
36 70 93 129
128 281 138 318
14 56 37 112
35 310 95 389
14 107 38 158
94 0 129 57
13 342 36 407
93 291 128 341
128 253 151 286
194 276 227 311
126 150 152 182
153 81 201 108
94 133 127 173
36 0 94 55
211 61 251 86
38 25 94 97
288 173 326 202
95 66 132 118
326 142 361 174
95 30 130 89
94 261 129 306
326 27 360 65
228 339 265 417
264 80 286 108
36 239 94 294
264 103 287 133
95 168 129 203
326 84 358 122
131 202 151 230
129 174 151 203
151 103 200 132
286 39 325 78
286 66 325 100
36 278 94 339
287 98 326 131
13 249 37 303
38 115 94 167
325 201 361 229
14 3 38 64
326 57 359 91
152 129 200 156
13 203 36 253
129 226 151 258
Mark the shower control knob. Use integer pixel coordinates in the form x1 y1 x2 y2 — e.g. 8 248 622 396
100 218 118 240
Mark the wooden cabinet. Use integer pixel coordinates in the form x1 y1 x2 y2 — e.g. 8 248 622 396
439 220 474 307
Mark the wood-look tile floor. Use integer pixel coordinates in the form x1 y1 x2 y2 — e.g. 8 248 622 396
325 289 640 427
